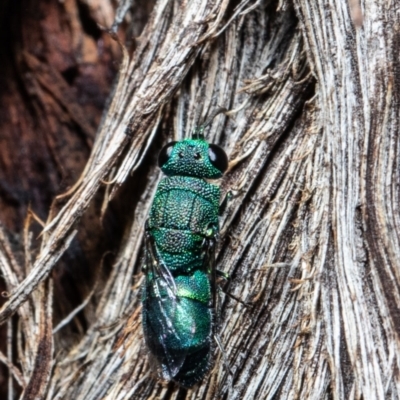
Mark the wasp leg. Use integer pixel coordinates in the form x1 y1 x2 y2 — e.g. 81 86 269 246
221 289 252 308
214 334 233 374
216 270 252 308
213 334 235 395
219 191 233 216
216 269 230 280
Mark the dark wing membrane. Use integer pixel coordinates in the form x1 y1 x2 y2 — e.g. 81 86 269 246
143 231 191 379
142 230 216 384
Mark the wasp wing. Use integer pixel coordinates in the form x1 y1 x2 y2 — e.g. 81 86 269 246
142 230 216 385
142 231 192 380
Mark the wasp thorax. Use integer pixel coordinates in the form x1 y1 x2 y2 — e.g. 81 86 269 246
159 139 228 179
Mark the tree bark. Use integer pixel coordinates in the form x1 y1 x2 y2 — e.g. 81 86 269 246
0 0 398 399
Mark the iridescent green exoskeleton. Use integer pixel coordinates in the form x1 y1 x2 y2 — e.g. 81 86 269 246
142 114 229 388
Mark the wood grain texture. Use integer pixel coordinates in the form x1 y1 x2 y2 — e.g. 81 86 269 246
0 0 398 399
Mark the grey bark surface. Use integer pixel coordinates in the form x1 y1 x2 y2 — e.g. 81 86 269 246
0 0 399 399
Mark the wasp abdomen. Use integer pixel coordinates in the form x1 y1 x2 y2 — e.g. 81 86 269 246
142 271 213 387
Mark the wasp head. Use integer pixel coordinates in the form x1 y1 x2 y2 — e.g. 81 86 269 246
158 139 228 179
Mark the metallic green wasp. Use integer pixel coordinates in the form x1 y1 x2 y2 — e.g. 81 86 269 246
142 111 229 388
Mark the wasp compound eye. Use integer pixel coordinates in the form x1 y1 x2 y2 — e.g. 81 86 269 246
208 144 228 173
158 141 177 167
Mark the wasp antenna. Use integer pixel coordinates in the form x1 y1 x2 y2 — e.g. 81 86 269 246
192 107 229 139
202 107 229 129
192 125 206 140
